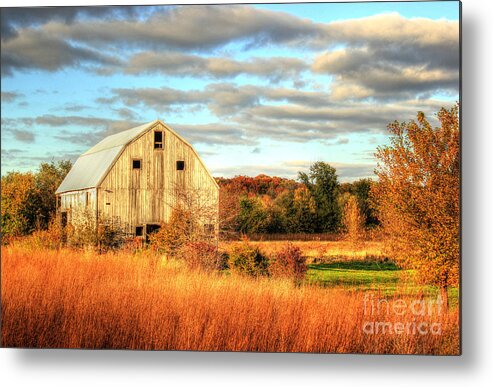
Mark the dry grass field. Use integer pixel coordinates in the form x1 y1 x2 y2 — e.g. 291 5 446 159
220 240 385 263
1 242 459 354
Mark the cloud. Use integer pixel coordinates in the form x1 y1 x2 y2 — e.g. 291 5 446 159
1 6 145 41
212 160 375 181
100 51 308 81
1 29 121 76
99 82 454 144
1 91 23 103
168 122 254 146
42 5 321 51
10 129 36 143
312 13 459 100
1 7 458 102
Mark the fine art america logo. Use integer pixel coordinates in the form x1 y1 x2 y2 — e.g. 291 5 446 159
362 293 444 335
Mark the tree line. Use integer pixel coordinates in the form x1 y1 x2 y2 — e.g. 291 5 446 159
217 165 378 236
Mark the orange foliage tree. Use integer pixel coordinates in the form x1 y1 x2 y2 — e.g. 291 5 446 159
372 104 460 307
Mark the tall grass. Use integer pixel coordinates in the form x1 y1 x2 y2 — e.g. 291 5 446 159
1 244 459 354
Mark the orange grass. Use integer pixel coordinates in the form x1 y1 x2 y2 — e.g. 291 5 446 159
1 245 459 354
220 240 385 262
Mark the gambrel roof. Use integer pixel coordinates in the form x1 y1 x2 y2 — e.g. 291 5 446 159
56 120 218 194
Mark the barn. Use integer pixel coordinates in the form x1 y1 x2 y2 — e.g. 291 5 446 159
55 119 219 239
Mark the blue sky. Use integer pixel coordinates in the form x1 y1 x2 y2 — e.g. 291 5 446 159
1 1 460 181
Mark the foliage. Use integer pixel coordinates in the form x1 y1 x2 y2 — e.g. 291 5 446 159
372 104 460 305
96 218 126 251
63 208 125 251
1 160 72 241
291 186 318 233
237 196 269 234
298 162 341 232
22 219 64 250
1 172 38 239
229 242 270 277
149 208 194 257
179 242 224 272
217 166 373 236
34 161 72 229
342 195 366 245
216 174 300 198
340 179 379 228
270 243 307 283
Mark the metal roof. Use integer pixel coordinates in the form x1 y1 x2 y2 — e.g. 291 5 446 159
55 121 157 194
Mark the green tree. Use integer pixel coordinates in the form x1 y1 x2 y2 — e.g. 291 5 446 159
291 186 318 233
237 196 269 234
372 105 460 308
298 162 340 232
34 160 72 229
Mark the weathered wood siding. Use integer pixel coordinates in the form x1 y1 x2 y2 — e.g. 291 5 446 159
97 121 218 234
59 188 97 223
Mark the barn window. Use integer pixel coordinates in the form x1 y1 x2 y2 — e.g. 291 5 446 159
154 131 163 149
132 159 141 169
135 226 143 237
176 160 185 170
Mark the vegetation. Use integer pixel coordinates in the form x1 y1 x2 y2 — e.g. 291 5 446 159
342 195 366 245
372 104 460 307
1 243 459 353
217 162 370 236
270 243 307 284
1 160 71 242
228 242 270 277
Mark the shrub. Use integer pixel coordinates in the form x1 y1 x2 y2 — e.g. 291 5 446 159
96 219 126 252
23 219 63 250
179 242 223 272
229 242 269 277
65 209 125 251
270 243 307 283
149 208 197 257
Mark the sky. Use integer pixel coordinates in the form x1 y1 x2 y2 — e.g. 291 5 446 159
1 1 460 182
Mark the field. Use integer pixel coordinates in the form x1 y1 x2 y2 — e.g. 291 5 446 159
1 241 459 354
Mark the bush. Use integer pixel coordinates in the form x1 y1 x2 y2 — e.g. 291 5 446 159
22 219 63 250
148 208 197 257
65 209 125 251
229 242 269 277
179 242 224 272
96 219 126 252
270 243 307 283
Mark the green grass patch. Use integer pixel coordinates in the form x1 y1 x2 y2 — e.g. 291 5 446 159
307 260 459 307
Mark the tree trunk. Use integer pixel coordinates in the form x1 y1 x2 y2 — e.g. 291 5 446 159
440 286 449 310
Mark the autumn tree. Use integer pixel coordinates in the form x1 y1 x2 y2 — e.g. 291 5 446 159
298 162 341 232
342 194 365 245
1 172 38 239
340 178 379 228
372 104 460 307
1 160 72 241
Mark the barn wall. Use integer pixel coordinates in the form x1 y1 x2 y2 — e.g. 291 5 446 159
98 121 218 234
58 188 97 223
